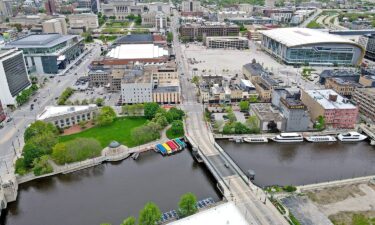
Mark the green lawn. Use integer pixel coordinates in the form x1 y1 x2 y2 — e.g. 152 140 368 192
59 117 148 148
166 127 184 139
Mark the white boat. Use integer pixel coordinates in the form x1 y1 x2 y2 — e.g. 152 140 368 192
305 135 337 142
271 133 304 143
337 132 367 142
244 137 268 143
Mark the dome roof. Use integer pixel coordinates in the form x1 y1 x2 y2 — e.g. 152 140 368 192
109 141 120 148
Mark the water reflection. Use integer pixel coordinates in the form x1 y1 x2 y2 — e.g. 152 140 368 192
218 140 375 187
2 150 220 225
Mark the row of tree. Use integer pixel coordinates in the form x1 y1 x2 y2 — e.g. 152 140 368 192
101 193 199 225
16 84 38 106
15 121 58 175
57 88 75 105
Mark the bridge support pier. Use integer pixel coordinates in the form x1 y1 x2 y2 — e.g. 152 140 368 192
370 139 375 146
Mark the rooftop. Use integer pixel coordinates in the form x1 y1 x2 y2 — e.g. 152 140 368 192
243 62 268 77
260 28 358 47
251 103 284 121
114 34 153 44
320 69 360 78
107 44 169 59
328 77 362 87
4 34 79 49
304 89 357 110
167 202 248 225
37 105 97 120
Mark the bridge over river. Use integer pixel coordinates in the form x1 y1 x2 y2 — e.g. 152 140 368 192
182 102 289 225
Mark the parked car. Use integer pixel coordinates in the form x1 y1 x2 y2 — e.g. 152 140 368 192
6 117 13 123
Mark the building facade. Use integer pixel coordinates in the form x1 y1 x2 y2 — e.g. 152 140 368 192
142 12 168 30
42 18 68 35
261 28 365 66
4 34 84 75
179 23 240 41
101 0 143 19
358 34 375 61
37 105 98 128
324 77 361 98
45 0 56 15
353 88 375 121
121 75 152 104
0 49 31 107
301 89 358 129
205 36 249 49
181 0 202 16
68 13 99 30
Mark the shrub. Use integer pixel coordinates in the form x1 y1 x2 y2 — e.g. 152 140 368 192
283 185 297 192
32 155 53 176
15 158 28 175
52 138 102 164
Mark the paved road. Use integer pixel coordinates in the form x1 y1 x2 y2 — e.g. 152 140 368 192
171 9 289 225
0 44 102 174
300 8 322 28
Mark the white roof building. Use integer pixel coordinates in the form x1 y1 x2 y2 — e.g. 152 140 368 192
167 202 249 225
37 105 98 120
303 89 356 110
107 44 169 59
260 28 357 47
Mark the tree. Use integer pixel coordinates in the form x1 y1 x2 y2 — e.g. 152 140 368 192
144 102 160 119
52 138 102 164
191 76 200 85
24 121 58 142
131 122 161 145
167 32 173 42
96 98 104 106
121 217 136 225
249 95 258 103
170 120 184 135
27 132 57 155
153 113 168 128
97 106 116 126
267 120 278 133
138 202 162 225
32 155 53 176
81 99 89 105
246 115 260 133
178 192 198 217
166 107 185 123
239 101 249 112
23 142 44 168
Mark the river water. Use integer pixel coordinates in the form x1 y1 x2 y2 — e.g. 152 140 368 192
1 151 220 225
218 140 375 187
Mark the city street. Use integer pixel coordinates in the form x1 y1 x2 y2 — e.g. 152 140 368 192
0 44 102 174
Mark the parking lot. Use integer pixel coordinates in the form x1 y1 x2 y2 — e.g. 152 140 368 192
182 41 326 90
69 87 121 106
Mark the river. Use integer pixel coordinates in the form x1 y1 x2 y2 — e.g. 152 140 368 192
1 150 220 225
218 140 375 187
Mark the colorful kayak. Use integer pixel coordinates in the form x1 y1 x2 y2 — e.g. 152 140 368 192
162 143 172 154
166 141 178 152
156 144 167 155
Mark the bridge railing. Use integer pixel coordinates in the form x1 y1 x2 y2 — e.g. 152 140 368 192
214 142 253 186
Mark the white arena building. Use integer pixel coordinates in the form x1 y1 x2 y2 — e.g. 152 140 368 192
107 44 169 59
260 28 365 66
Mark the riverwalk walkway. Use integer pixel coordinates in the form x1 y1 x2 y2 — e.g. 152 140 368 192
297 175 375 192
16 136 169 184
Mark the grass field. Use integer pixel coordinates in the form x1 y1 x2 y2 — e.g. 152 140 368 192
59 117 148 148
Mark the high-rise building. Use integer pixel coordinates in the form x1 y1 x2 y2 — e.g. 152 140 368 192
353 88 375 122
45 0 56 15
77 0 100 13
0 49 31 106
42 18 67 35
181 0 202 16
0 0 13 19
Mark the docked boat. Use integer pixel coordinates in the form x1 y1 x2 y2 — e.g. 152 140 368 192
271 133 304 143
305 135 337 143
337 132 367 142
244 137 268 143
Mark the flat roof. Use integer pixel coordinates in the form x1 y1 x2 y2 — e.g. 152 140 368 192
167 202 248 225
114 34 153 44
304 89 356 110
4 34 78 49
37 105 97 120
107 44 169 59
260 28 357 47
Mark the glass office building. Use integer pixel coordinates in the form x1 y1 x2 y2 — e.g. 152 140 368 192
261 28 364 66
